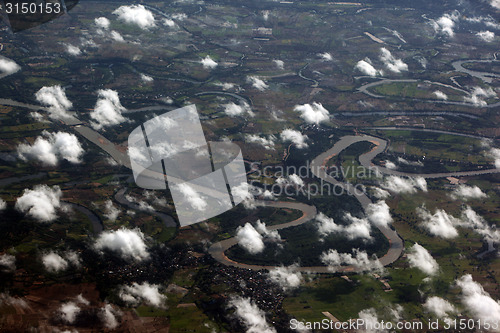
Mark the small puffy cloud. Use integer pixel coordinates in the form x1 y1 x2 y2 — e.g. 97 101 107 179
477 31 495 42
113 5 156 30
273 59 284 69
163 18 176 27
371 187 390 200
35 85 74 121
0 254 16 272
254 220 281 242
459 206 500 243
293 102 329 125
228 296 277 333
59 302 80 324
0 293 28 308
245 134 276 150
464 87 497 107
95 17 110 29
17 131 84 166
110 30 125 42
407 243 439 276
201 55 218 69
381 176 427 194
223 102 254 117
397 157 424 167
316 212 372 240
119 282 166 308
277 174 304 188
236 223 265 254
456 274 500 324
432 12 459 37
417 206 459 239
358 308 383 333
385 160 397 170
320 249 383 273
490 0 500 9
318 52 333 61
42 252 68 273
355 59 381 77
100 303 121 329
94 227 150 262
174 183 207 211
423 296 456 319
232 182 259 209
15 185 62 222
90 89 129 130
433 90 448 100
450 184 487 201
268 264 303 291
141 74 154 82
0 57 21 75
103 200 120 221
487 147 500 168
366 201 393 228
379 48 408 73
261 190 276 200
247 76 269 91
65 44 81 56
280 129 308 149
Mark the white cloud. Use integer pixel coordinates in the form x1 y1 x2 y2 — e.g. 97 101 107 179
320 249 383 273
318 52 333 61
232 182 259 209
110 30 125 42
397 157 424 167
464 87 497 107
42 252 68 273
245 134 276 150
59 302 80 324
236 223 265 254
358 308 383 333
261 190 276 200
417 206 460 239
65 44 81 56
18 131 84 166
450 184 487 201
201 55 218 69
0 293 28 308
103 200 120 221
141 74 154 82
95 17 110 29
477 31 495 42
433 90 448 100
379 48 408 73
456 274 500 324
381 176 427 194
277 174 304 188
355 59 381 77
489 0 500 9
273 59 284 70
15 185 63 222
247 76 269 91
0 57 21 75
268 264 302 291
293 102 329 125
99 304 121 329
407 243 439 276
0 254 16 272
35 85 74 121
316 212 372 240
228 296 277 333
432 12 459 37
119 282 166 308
223 102 254 117
254 220 281 242
423 296 456 319
366 201 393 228
163 18 176 27
94 227 150 262
90 89 129 130
459 206 500 243
113 5 156 30
280 129 308 149
488 147 500 168
174 183 208 211
371 187 390 199
385 160 397 170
